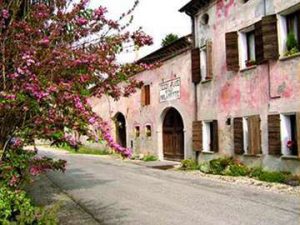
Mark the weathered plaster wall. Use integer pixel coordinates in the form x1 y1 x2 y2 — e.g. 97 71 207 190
194 0 300 173
89 50 195 160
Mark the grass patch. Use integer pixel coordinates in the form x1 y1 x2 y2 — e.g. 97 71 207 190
180 157 300 186
58 144 111 156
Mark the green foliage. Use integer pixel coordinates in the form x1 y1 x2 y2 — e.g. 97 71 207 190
180 159 199 170
224 163 250 177
0 186 58 224
142 154 158 162
286 32 298 51
161 33 179 47
208 157 234 175
250 167 289 183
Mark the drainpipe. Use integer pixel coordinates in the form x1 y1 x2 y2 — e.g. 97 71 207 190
190 15 200 161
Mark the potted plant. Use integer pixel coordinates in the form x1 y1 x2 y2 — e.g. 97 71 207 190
284 32 299 56
245 59 256 67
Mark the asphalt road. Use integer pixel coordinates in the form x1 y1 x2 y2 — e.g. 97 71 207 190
38 149 300 225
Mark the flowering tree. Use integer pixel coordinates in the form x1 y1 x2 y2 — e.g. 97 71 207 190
0 0 153 157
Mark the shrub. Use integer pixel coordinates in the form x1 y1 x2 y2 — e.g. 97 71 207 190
249 167 264 178
209 157 234 175
257 170 287 183
224 163 250 177
0 186 58 224
142 155 158 162
199 162 211 173
180 159 199 170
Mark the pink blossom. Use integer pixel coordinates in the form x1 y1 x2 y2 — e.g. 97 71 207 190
38 37 50 47
76 17 88 26
2 9 9 19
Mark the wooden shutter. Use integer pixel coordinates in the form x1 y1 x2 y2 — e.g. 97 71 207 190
212 120 219 152
233 117 244 154
145 85 150 105
296 112 300 158
248 115 262 155
268 114 281 155
192 121 202 152
297 11 300 50
141 86 145 106
191 48 201 83
255 21 265 64
225 32 239 71
206 40 213 79
262 15 279 60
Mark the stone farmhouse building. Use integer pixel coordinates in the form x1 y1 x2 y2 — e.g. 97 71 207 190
90 0 300 174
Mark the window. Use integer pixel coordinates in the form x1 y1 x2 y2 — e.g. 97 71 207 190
280 114 298 156
202 120 218 152
141 85 150 106
145 125 152 137
234 116 261 155
200 47 207 81
240 29 256 68
135 126 140 138
279 9 300 56
200 40 213 81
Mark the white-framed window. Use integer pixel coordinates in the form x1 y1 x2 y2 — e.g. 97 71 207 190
202 121 218 152
243 117 249 154
278 7 300 56
239 27 256 69
200 46 207 81
280 114 298 156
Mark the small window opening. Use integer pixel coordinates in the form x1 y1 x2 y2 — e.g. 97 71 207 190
145 125 152 137
135 126 140 138
200 14 209 25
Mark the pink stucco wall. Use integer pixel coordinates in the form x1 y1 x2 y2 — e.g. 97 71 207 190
194 0 300 173
89 50 195 160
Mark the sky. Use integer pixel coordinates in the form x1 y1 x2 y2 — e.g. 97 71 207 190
89 0 191 62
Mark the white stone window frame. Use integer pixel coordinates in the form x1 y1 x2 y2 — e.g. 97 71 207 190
202 120 213 152
277 4 300 57
280 113 296 156
238 25 256 70
199 45 207 81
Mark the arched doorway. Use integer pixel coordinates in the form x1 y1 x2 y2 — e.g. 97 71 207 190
163 108 184 161
114 113 127 148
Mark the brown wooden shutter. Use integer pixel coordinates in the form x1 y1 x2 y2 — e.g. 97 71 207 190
206 40 213 79
248 115 261 155
296 112 300 158
145 85 150 105
191 48 201 83
268 114 281 155
255 21 265 64
262 15 279 60
192 121 202 152
212 120 219 152
233 117 244 154
225 32 239 71
141 86 145 106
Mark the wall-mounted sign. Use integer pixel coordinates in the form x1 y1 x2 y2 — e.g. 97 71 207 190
159 78 181 102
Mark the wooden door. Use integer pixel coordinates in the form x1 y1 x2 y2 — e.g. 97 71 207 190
163 108 184 161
